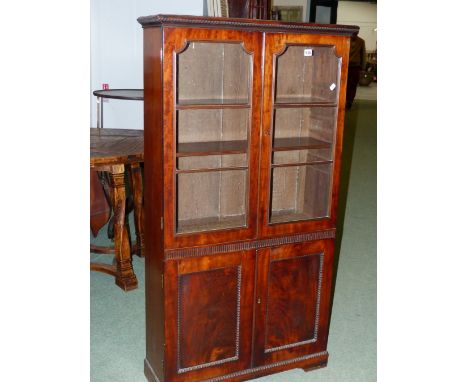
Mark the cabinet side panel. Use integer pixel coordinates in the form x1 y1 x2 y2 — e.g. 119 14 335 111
143 26 165 381
330 37 350 227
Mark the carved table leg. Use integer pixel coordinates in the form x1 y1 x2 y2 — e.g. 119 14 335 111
130 162 145 257
109 164 138 291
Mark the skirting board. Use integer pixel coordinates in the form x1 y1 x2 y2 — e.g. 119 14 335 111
144 351 329 382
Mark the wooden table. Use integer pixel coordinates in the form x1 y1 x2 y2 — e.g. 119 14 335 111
90 128 144 291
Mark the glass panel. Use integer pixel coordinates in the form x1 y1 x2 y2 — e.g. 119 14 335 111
177 42 252 104
275 45 340 103
269 164 332 224
269 106 336 224
273 107 336 151
174 41 253 235
177 170 247 233
177 109 249 155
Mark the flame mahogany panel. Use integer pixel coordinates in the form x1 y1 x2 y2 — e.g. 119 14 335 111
253 240 335 366
163 251 255 382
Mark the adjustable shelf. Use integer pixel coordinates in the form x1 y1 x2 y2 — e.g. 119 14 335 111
177 214 247 234
273 137 331 151
271 160 332 168
177 140 248 157
176 99 251 109
176 166 248 174
274 97 337 108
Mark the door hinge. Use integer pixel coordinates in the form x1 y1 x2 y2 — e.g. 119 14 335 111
161 217 164 230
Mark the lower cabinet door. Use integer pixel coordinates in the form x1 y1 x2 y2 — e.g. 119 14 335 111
164 250 255 381
253 240 334 366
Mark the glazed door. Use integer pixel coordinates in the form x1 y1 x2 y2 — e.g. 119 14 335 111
259 33 350 237
253 240 334 366
162 28 262 248
164 250 255 381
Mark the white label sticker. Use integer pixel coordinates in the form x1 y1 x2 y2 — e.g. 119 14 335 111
330 83 336 91
304 48 313 56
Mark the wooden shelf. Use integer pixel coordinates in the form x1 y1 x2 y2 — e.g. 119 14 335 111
273 137 331 151
176 166 248 174
269 209 328 224
271 160 332 168
177 214 246 234
274 97 336 108
177 140 248 157
177 99 250 109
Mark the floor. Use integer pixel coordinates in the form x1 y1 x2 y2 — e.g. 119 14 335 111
90 98 377 382
356 81 377 101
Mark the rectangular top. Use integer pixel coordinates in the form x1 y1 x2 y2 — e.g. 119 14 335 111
137 14 359 36
90 128 144 167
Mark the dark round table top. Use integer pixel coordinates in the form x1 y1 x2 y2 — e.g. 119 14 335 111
93 89 144 100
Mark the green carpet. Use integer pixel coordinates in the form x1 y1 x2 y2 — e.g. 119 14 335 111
90 99 376 381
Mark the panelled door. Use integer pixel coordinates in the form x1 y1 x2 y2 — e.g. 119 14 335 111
253 240 335 366
162 28 263 249
164 250 255 381
259 33 350 237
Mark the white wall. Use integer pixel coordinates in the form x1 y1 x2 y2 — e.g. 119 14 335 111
91 0 203 129
337 1 377 52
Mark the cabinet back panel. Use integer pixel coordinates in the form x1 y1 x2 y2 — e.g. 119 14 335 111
303 164 332 218
270 164 332 223
177 170 247 233
270 166 299 212
177 109 249 144
275 45 340 103
310 46 340 103
307 107 337 144
177 42 251 103
273 107 337 144
222 43 252 101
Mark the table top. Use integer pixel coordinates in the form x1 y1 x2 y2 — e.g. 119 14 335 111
93 89 144 101
90 128 144 167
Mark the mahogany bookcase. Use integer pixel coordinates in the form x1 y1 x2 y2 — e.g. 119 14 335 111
138 14 358 382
